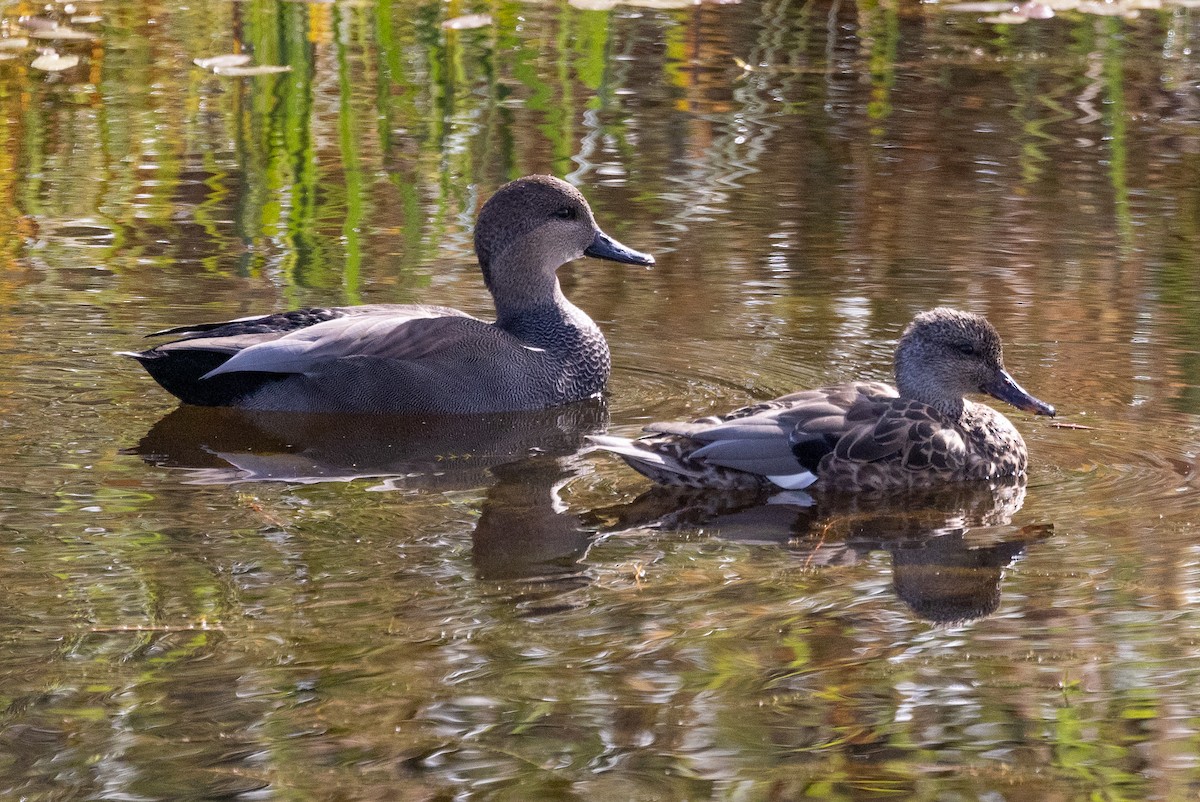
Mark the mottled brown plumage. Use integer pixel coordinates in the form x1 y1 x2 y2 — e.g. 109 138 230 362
591 308 1055 491
123 175 654 413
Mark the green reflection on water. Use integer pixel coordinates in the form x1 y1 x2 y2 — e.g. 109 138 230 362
1099 16 1134 254
860 0 898 134
0 0 1200 799
336 3 366 302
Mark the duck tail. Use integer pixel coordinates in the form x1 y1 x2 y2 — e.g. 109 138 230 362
588 434 719 487
588 434 669 464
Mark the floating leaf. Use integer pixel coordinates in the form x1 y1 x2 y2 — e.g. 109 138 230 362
572 0 736 8
18 16 60 33
441 13 492 30
0 37 30 50
22 19 95 41
194 53 291 76
1019 1 1056 16
31 51 79 71
1076 0 1137 12
940 1 1014 10
212 64 292 76
30 28 94 41
951 0 1057 18
194 54 251 70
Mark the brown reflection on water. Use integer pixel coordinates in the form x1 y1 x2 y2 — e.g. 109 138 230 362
1 0 1200 798
132 403 606 583
590 477 1049 623
132 403 607 488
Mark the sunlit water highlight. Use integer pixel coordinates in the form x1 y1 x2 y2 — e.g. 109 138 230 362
0 0 1199 798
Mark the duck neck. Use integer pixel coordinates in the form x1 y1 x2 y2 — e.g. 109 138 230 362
895 361 966 421
493 278 604 352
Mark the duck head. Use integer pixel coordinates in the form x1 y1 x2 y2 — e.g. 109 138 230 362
894 308 1055 419
473 175 654 298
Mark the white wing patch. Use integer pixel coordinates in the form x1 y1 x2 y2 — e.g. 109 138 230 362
765 471 818 490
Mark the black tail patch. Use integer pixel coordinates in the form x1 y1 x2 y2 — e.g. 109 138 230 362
129 349 285 407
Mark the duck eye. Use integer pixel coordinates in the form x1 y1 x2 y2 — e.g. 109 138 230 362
957 343 977 356
553 207 577 221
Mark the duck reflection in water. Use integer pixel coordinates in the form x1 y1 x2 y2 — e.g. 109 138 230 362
130 402 607 584
586 478 1052 625
132 406 1051 621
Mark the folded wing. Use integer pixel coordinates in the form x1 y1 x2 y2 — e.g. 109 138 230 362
201 309 483 379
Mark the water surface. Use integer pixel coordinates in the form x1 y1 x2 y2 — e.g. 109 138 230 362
1 0 1200 798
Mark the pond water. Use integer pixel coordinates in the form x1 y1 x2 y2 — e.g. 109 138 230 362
1 0 1199 798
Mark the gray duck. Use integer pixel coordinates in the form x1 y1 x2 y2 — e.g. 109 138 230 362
591 308 1055 491
124 175 653 413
